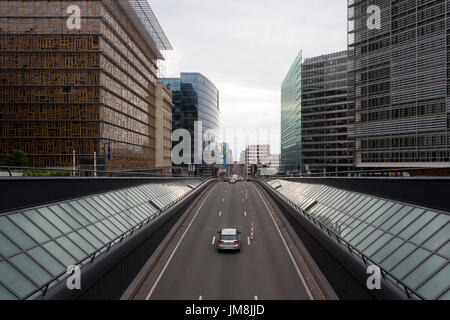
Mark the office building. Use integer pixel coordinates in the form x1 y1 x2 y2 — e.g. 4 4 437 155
160 73 220 165
155 83 174 170
244 144 271 174
348 0 450 168
0 0 171 169
301 51 353 174
281 51 303 173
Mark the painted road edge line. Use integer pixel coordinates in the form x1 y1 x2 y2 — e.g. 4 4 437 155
145 184 217 300
253 184 315 301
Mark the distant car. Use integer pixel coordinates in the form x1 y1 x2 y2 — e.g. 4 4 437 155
217 228 241 252
229 178 237 184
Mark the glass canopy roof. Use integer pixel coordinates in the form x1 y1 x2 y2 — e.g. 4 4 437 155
0 179 203 300
266 179 449 300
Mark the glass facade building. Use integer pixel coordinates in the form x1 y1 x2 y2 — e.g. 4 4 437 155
301 51 354 174
266 179 449 300
348 0 450 168
160 73 220 165
0 0 172 169
281 51 303 173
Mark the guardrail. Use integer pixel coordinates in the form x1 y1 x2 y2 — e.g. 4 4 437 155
271 166 450 178
0 166 206 178
257 177 425 300
22 177 214 300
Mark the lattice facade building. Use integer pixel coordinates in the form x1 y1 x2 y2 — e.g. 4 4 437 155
348 0 450 168
0 0 172 169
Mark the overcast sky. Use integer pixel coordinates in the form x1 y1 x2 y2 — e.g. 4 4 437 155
150 0 348 159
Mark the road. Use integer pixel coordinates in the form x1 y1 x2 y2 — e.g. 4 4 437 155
146 181 312 300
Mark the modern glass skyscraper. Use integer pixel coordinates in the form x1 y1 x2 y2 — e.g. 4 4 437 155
301 51 353 174
281 51 303 173
348 0 450 168
160 73 220 165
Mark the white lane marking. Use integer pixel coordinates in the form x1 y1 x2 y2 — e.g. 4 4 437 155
223 198 225 202
247 237 251 246
252 184 315 301
145 184 217 300
254 296 258 300
199 296 203 300
219 211 222 217
244 211 247 217
212 236 216 245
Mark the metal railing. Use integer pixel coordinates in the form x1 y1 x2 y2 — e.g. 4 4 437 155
21 177 214 300
258 178 426 300
267 166 450 178
0 166 206 178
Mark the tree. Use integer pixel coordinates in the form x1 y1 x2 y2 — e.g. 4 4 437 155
4 150 28 167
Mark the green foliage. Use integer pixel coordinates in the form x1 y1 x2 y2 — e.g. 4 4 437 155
4 150 28 167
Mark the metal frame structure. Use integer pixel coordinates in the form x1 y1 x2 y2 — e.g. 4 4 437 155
0 178 210 300
263 178 449 300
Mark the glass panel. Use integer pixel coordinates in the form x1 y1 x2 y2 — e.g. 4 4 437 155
28 247 65 277
108 217 127 233
84 198 109 218
42 241 76 267
0 284 17 300
381 242 416 270
10 253 53 286
36 207 72 234
23 210 62 238
358 200 386 221
78 229 103 249
378 206 413 231
349 225 375 245
403 254 446 289
59 203 89 226
371 203 402 227
372 237 404 263
0 217 36 251
399 211 438 240
356 229 383 251
365 202 395 224
101 219 122 237
343 222 368 241
87 225 110 243
56 237 86 261
98 195 120 213
69 201 97 223
104 194 125 211
49 205 81 230
389 208 425 234
0 261 37 298
390 248 430 279
364 233 394 256
437 290 450 300
423 224 450 252
0 232 20 257
94 222 116 239
437 241 449 258
8 213 49 244
409 215 449 245
417 264 450 299
67 232 95 256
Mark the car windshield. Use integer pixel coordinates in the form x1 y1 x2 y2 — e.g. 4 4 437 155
221 235 237 241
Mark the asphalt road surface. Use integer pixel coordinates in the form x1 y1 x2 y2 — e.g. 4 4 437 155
147 181 312 300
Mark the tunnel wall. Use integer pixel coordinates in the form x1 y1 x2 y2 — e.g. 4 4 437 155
0 177 204 214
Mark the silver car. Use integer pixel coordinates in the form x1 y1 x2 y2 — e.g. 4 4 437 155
217 228 241 252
